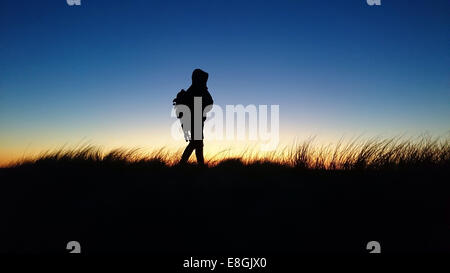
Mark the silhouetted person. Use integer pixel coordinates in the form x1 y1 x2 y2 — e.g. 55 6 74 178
178 69 213 165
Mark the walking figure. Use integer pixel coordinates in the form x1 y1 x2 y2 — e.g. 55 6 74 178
173 69 213 165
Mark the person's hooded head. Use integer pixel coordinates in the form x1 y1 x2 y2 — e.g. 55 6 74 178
191 69 208 88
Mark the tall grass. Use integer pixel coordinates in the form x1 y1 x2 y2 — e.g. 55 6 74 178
6 136 449 170
286 136 449 170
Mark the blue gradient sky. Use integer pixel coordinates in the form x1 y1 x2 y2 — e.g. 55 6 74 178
1 0 449 163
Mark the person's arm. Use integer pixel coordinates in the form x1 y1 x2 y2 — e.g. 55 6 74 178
204 90 213 106
203 90 214 114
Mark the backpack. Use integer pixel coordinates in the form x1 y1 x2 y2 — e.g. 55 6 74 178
173 89 188 119
173 89 190 141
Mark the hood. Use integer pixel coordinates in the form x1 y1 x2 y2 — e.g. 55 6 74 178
191 69 208 87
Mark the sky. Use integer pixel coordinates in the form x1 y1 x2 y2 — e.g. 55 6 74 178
0 0 449 164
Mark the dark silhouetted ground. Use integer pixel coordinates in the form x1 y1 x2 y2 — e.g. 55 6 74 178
1 139 449 255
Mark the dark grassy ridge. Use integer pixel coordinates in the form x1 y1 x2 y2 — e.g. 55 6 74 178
1 139 449 254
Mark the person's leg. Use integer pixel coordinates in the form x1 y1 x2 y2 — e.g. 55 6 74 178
194 140 204 165
180 141 195 164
